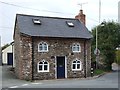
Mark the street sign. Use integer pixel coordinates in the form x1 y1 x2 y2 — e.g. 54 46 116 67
94 48 100 55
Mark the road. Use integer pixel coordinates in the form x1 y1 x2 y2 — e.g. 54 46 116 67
1 66 119 89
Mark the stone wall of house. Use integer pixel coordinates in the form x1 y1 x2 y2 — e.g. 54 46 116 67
33 37 91 80
14 22 21 79
14 22 33 80
15 31 91 80
85 40 92 77
20 35 33 80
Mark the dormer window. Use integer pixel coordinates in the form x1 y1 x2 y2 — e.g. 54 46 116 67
66 21 74 27
33 18 41 25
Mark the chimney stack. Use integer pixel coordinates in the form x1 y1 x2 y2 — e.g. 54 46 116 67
75 10 86 25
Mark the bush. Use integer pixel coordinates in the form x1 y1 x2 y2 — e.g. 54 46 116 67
116 50 120 65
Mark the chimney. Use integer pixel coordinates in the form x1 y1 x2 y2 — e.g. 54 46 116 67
75 10 86 25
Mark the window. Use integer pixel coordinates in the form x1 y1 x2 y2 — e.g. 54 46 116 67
72 43 81 52
33 18 41 25
38 42 48 52
38 60 49 72
66 21 74 27
72 59 82 71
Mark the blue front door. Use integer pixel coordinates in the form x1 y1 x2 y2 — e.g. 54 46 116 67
57 56 65 79
7 53 13 65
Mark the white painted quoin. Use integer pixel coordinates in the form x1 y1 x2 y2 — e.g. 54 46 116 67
2 42 15 66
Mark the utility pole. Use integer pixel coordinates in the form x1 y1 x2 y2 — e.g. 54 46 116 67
99 0 101 23
95 0 101 69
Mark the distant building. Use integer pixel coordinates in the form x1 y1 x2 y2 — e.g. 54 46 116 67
2 42 14 66
118 1 120 23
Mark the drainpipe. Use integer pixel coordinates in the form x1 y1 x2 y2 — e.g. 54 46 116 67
31 37 34 81
84 39 86 78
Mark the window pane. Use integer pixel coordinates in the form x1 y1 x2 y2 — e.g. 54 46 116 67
77 64 80 69
39 65 42 70
44 45 47 50
44 62 48 64
77 61 80 63
73 46 76 51
76 46 80 51
39 62 43 64
44 65 48 70
73 64 76 69
39 45 43 51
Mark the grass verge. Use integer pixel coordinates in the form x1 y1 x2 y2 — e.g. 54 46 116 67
93 69 105 76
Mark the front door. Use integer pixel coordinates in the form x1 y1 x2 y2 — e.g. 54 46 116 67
7 53 13 65
56 56 65 79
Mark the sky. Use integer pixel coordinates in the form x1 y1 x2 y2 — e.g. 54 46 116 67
0 0 119 46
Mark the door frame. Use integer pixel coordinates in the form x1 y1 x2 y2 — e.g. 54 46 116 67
55 56 67 79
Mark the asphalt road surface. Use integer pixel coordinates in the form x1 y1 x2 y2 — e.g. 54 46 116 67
1 66 119 89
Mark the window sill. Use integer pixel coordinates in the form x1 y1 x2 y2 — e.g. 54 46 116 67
38 71 49 73
72 69 82 71
38 50 49 53
72 51 81 53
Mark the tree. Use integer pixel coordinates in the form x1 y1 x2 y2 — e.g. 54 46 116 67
91 21 120 70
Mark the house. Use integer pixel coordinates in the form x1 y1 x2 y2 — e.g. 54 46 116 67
2 42 14 66
14 10 92 80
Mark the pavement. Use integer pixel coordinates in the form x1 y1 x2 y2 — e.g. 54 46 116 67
1 65 119 89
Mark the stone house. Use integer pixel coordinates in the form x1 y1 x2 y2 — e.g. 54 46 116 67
14 10 92 80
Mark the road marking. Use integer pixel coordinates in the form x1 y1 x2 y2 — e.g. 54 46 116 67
21 84 29 86
9 83 42 88
9 86 19 88
31 83 42 85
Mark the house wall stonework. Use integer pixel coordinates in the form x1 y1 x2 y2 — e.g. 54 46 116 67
20 35 33 80
14 23 33 80
85 40 91 77
14 22 22 79
32 37 91 80
15 34 91 80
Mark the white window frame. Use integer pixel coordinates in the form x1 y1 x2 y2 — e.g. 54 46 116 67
37 60 49 72
72 43 81 53
38 42 48 52
72 59 82 71
66 21 74 27
33 18 41 24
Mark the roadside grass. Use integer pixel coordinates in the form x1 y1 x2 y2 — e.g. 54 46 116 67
93 69 105 76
